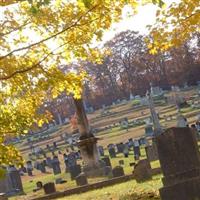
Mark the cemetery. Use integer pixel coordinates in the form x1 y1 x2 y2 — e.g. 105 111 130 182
0 1 200 200
0 86 199 200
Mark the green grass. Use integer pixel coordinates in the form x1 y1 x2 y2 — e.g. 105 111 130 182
56 175 162 200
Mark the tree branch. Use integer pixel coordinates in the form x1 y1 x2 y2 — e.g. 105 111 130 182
0 4 98 60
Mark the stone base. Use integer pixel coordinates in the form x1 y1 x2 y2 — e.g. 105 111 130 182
160 176 200 200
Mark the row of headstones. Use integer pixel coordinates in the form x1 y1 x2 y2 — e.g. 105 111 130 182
102 137 147 160
25 151 81 176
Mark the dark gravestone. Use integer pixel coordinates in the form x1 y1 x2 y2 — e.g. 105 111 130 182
123 144 129 157
98 146 104 156
108 147 116 158
69 165 81 180
116 143 125 153
43 182 56 195
7 166 23 194
133 145 140 156
46 157 52 168
75 173 88 186
104 166 112 176
112 166 124 177
67 152 77 167
133 159 152 183
51 156 61 175
156 127 200 200
53 142 57 149
145 144 158 162
38 162 46 173
26 161 33 176
102 156 112 167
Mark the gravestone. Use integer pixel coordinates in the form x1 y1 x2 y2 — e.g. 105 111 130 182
102 156 112 167
104 166 112 176
7 166 23 194
108 147 116 158
112 166 125 177
51 156 61 175
38 162 46 173
69 164 81 180
116 143 125 153
156 127 200 200
46 157 52 168
123 144 129 157
43 182 56 195
26 161 33 176
133 159 152 183
53 142 57 149
98 146 104 157
145 144 158 162
145 124 154 137
67 152 77 168
75 173 88 186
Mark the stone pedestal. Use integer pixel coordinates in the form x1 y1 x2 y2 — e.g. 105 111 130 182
77 136 105 177
156 127 200 200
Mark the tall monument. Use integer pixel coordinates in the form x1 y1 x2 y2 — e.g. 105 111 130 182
146 91 162 136
73 98 104 176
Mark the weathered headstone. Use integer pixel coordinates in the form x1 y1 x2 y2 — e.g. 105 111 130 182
26 161 33 176
145 144 158 162
75 173 88 186
98 146 104 157
116 143 125 153
108 147 116 158
133 159 152 183
51 156 61 175
69 164 81 180
112 166 125 177
43 182 56 195
102 156 112 167
156 127 200 200
7 166 23 194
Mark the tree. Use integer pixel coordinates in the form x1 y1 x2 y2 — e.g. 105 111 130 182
148 0 200 53
0 0 164 167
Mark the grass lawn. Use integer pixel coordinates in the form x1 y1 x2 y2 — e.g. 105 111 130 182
56 175 162 200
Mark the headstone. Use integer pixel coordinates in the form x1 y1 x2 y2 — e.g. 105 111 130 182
116 143 125 153
67 152 77 168
112 166 125 177
53 142 57 149
51 156 61 175
98 146 104 157
69 164 81 180
26 161 33 176
123 144 129 157
102 156 112 167
46 157 52 168
145 144 158 162
43 182 56 195
104 166 112 176
134 159 152 183
38 162 46 173
156 127 200 200
108 147 116 158
7 166 23 194
145 124 154 137
75 173 88 186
